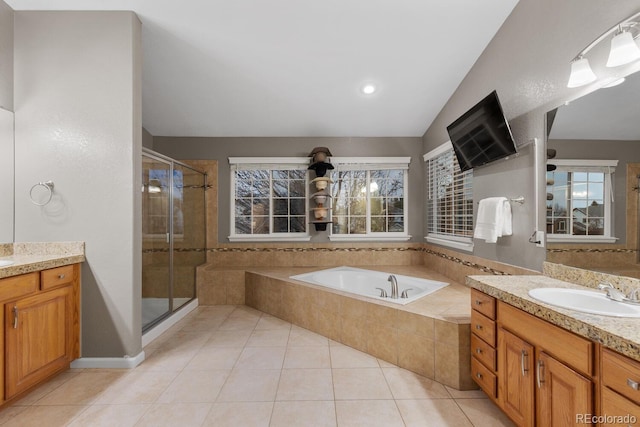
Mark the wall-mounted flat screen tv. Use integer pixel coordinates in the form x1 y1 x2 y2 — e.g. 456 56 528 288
446 90 517 172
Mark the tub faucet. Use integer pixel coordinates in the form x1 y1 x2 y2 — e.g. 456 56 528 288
388 275 398 299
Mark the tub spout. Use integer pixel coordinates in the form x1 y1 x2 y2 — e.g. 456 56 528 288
388 275 398 299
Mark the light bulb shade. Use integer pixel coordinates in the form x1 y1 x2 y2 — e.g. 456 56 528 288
606 31 640 67
567 58 597 88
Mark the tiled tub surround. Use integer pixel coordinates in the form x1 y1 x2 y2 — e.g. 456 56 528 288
0 241 85 278
467 274 640 362
196 243 539 306
245 265 476 390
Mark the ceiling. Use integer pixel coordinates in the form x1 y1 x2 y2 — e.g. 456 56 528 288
549 69 640 141
6 0 519 137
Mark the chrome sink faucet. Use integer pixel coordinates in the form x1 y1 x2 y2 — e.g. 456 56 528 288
598 283 625 301
388 275 398 299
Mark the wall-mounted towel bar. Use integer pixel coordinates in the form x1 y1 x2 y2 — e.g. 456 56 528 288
477 196 525 205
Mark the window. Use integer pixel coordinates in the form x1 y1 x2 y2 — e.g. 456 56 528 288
329 157 410 241
229 157 310 242
424 142 474 251
546 159 618 243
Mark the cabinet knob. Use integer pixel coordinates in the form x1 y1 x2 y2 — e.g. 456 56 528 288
476 373 483 379
627 378 639 391
475 348 483 354
475 300 482 305
58 274 65 279
475 324 483 330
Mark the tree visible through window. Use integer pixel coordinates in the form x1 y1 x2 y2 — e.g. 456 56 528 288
331 169 406 236
232 167 307 238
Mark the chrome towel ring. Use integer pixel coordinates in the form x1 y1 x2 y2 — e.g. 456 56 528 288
29 181 54 206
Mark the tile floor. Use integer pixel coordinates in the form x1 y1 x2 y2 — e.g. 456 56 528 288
0 306 515 426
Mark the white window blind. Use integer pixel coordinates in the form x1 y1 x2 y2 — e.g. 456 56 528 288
424 143 474 248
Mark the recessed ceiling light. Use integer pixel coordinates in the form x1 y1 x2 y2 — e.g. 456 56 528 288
362 84 376 95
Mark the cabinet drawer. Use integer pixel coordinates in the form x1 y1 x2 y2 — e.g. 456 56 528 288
602 348 640 406
471 356 497 398
471 334 496 371
0 272 39 301
41 265 74 291
601 387 640 426
471 289 496 319
498 301 594 376
471 309 496 347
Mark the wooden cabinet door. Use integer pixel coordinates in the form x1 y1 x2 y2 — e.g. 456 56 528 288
537 352 593 427
498 327 535 427
5 286 73 398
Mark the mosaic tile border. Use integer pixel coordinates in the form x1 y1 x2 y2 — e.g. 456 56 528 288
142 245 512 276
547 248 638 254
143 248 207 254
420 247 510 276
207 247 417 253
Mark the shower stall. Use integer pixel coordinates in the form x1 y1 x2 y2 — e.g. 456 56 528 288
141 148 207 332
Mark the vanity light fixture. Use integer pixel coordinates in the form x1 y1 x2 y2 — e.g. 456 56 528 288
606 28 640 67
567 57 597 88
567 11 640 88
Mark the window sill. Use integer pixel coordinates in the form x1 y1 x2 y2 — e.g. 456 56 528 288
228 235 312 243
329 234 411 242
425 235 474 252
547 235 618 244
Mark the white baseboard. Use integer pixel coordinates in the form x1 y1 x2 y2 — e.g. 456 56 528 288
70 299 199 369
142 298 199 348
70 351 146 369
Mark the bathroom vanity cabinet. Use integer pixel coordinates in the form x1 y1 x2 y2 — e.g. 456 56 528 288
0 264 80 402
601 348 640 424
472 289 596 426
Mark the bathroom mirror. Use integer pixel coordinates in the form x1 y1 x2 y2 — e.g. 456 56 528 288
545 70 640 278
0 107 14 243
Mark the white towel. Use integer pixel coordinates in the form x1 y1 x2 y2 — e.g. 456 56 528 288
474 197 512 243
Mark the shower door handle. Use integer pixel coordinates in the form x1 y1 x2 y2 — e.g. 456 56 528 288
166 233 170 243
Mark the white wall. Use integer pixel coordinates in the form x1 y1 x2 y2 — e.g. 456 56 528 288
13 11 142 358
423 0 640 271
0 108 13 243
0 0 12 111
0 1 14 243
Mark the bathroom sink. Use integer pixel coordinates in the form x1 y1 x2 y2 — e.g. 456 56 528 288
528 287 640 318
0 260 14 268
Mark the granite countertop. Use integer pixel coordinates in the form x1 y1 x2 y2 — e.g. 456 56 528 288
467 274 640 363
0 242 85 279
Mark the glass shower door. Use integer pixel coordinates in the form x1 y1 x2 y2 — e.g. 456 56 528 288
171 164 206 311
141 154 172 331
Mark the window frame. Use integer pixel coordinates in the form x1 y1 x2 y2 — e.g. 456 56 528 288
228 157 311 242
423 141 474 252
546 159 618 244
328 157 411 242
